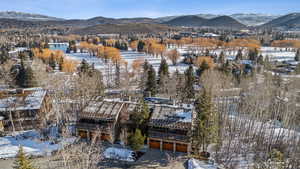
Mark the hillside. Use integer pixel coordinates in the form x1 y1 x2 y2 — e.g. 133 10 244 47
164 15 246 29
231 13 281 26
71 23 172 35
164 15 207 27
263 13 300 29
0 11 63 21
204 16 246 29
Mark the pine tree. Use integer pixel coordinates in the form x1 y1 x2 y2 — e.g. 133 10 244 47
66 47 71 54
23 66 37 88
14 146 37 169
128 129 145 152
157 58 169 91
16 61 26 87
257 54 264 65
145 65 157 97
204 49 210 56
295 49 300 61
80 59 90 73
137 41 145 52
218 51 225 64
235 49 243 61
184 65 195 101
130 101 150 128
49 54 56 70
158 58 169 78
248 48 259 61
193 89 219 154
58 57 64 71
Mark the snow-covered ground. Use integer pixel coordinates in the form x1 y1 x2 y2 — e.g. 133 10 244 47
103 147 135 162
188 158 220 169
0 130 76 159
261 47 296 62
66 50 191 75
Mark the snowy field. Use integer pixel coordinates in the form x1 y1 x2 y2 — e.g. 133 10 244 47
66 50 191 75
261 47 296 62
0 130 76 159
103 147 135 162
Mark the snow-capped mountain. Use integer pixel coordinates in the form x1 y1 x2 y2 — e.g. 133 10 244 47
230 13 282 26
0 11 64 21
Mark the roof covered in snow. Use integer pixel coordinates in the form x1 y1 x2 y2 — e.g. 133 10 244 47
149 105 193 130
80 101 124 121
0 88 47 112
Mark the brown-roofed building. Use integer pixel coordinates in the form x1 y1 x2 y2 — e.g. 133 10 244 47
0 88 51 133
76 101 126 142
76 100 194 154
148 105 193 154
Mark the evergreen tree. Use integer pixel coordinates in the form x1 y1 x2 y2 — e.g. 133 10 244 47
193 89 219 154
16 61 26 87
235 49 243 61
157 58 169 90
218 51 225 64
204 49 210 56
58 57 64 71
139 60 149 91
129 101 150 128
13 146 37 169
79 59 90 73
184 65 195 101
128 129 145 152
137 41 145 52
248 48 259 61
145 65 157 97
66 47 71 54
158 58 169 77
295 49 300 61
23 66 37 88
257 54 264 65
49 54 56 70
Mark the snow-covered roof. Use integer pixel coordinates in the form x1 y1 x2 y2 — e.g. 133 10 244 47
0 88 47 112
80 101 124 121
149 105 193 130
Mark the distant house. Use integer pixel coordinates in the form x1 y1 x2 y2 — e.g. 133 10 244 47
199 33 220 38
147 105 193 154
0 88 51 132
97 34 120 39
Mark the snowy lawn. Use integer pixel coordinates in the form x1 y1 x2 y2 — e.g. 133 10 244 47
0 130 76 159
188 158 220 169
103 147 136 162
66 50 191 74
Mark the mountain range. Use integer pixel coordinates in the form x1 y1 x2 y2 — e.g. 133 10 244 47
0 11 64 21
262 13 300 30
0 11 300 31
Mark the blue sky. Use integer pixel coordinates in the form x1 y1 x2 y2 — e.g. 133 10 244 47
1 0 299 19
